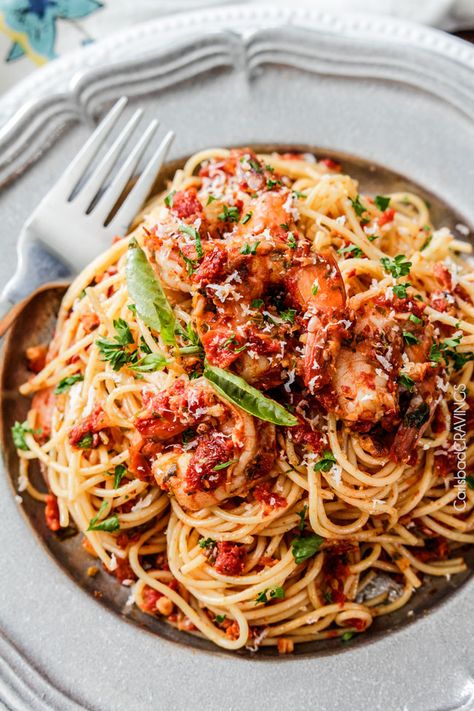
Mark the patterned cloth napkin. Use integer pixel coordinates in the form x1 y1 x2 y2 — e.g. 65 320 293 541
0 0 473 92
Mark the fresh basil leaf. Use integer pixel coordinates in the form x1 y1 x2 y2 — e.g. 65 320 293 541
126 239 176 346
54 374 84 394
204 362 298 427
291 534 324 564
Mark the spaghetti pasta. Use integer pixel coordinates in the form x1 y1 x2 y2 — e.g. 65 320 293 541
14 148 474 652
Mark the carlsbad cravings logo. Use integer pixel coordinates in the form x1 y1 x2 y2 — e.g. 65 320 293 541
452 384 468 511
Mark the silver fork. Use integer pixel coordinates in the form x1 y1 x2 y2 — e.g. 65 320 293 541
0 96 174 317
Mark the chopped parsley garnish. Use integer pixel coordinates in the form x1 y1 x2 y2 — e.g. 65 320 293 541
443 335 462 348
292 190 306 199
181 428 196 445
87 501 120 532
112 464 127 488
367 234 381 242
392 283 411 298
247 157 262 173
280 308 297 324
408 313 423 325
291 534 324 564
206 194 217 205
240 241 260 255
255 587 285 604
130 352 168 373
404 402 430 428
398 373 415 390
314 450 336 472
311 282 319 296
114 318 134 344
287 232 297 249
198 537 216 549
180 252 198 276
445 350 474 372
429 336 473 371
54 374 84 394
421 235 432 251
215 614 226 624
381 254 412 278
213 459 238 471
251 299 264 309
349 194 367 218
402 331 419 345
297 505 308 532
164 190 176 208
179 224 203 259
429 343 443 363
324 591 333 604
218 204 240 222
338 244 363 258
12 421 38 451
77 432 94 449
374 195 391 211
466 475 474 490
341 631 355 643
242 212 252 224
96 318 136 371
266 178 281 190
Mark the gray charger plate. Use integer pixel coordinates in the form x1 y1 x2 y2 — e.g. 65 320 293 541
1 6 474 711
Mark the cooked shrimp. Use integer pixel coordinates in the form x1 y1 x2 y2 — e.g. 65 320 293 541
285 253 348 392
328 299 402 432
391 319 442 463
132 379 276 511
